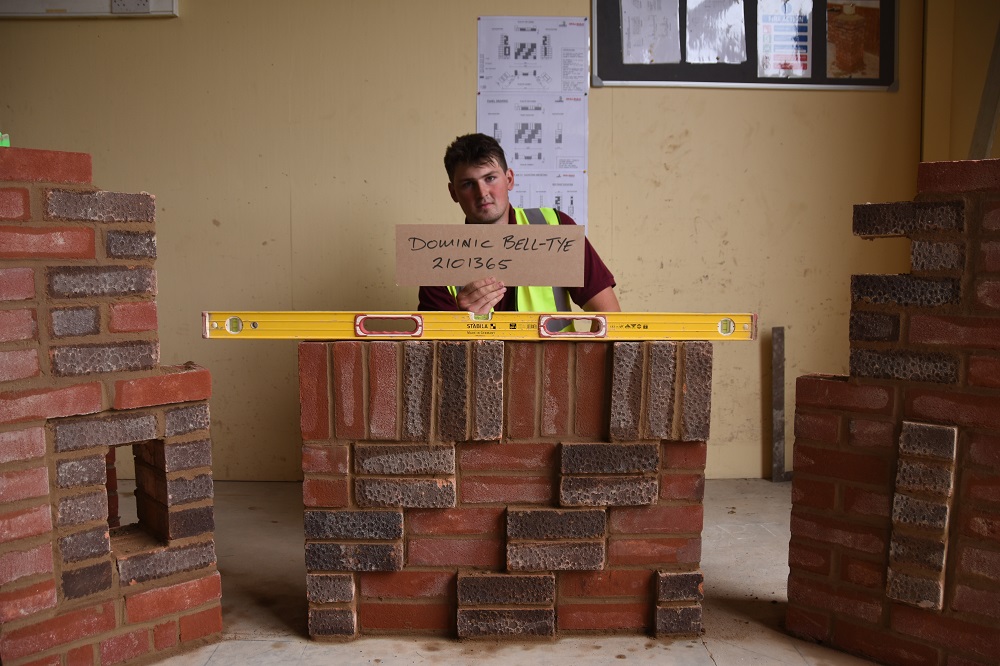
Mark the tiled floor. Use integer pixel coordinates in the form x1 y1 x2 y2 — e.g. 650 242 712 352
150 479 872 665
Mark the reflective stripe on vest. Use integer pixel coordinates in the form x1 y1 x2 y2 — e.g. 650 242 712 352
513 207 570 312
446 207 571 313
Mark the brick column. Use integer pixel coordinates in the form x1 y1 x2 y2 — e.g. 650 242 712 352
787 158 1000 665
0 147 221 665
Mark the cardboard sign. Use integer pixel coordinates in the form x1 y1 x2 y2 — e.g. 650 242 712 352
395 224 585 287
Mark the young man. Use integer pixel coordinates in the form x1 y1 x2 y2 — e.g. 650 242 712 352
418 133 621 314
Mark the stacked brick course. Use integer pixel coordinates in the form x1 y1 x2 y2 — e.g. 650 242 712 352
298 339 713 639
787 158 1000 665
0 147 220 665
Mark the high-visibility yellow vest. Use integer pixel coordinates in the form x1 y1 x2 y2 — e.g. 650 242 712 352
447 207 571 312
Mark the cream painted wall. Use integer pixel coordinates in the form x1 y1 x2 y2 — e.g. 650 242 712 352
1 1 922 480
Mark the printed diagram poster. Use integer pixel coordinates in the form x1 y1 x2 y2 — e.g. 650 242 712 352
478 17 589 227
620 0 682 65
478 17 589 93
686 0 747 64
827 1 880 78
758 0 812 77
477 94 587 171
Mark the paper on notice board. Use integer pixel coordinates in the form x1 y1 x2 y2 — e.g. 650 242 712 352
686 0 747 64
620 0 681 64
758 0 812 77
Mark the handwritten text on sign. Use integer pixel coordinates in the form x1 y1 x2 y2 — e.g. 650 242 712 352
395 224 585 287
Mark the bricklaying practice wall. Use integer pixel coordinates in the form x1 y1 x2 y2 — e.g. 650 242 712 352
298 339 713 639
0 148 220 665
787 159 1000 665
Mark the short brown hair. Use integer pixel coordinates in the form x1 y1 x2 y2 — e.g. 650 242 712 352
443 133 508 181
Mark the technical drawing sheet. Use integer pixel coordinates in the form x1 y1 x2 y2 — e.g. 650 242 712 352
477 16 590 228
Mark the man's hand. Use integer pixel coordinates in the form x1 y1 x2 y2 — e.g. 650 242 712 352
456 277 506 314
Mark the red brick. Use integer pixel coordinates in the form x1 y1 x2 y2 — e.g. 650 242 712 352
506 342 536 439
659 473 704 501
0 147 92 184
297 343 330 440
0 426 46 464
966 471 1000 504
125 572 221 623
975 280 1000 310
842 486 891 518
367 341 398 440
784 604 830 641
358 571 454 598
0 579 57 622
793 444 890 486
406 538 503 568
405 507 503 535
0 543 54 585
906 389 1000 431
108 301 157 333
790 511 887 555
969 355 1000 389
794 412 841 444
332 342 364 439
153 620 177 650
0 226 94 259
840 555 884 588
113 365 211 409
0 187 30 221
969 432 1000 470
952 584 1000 619
179 605 222 642
0 602 114 661
301 444 348 474
575 342 609 437
0 348 40 382
609 504 703 534
0 267 35 301
557 602 649 631
458 442 556 471
892 603 1000 661
833 618 939 666
302 478 348 508
909 314 1000 349
796 375 893 414
100 629 149 665
787 576 883 623
0 308 36 342
559 569 653 598
541 342 570 436
791 476 836 511
66 644 95 666
0 504 52 544
607 537 701 566
359 600 450 632
460 475 553 504
788 542 832 576
917 160 1000 193
663 441 707 469
961 509 1000 543
0 382 103 423
982 240 1000 272
0 466 49 503
848 419 896 448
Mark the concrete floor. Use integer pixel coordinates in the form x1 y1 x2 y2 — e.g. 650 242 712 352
151 479 873 665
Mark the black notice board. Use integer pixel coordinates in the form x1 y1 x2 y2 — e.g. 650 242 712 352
592 0 897 89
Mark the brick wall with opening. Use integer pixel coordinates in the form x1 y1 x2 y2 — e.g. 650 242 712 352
787 159 1000 665
298 338 714 639
0 147 220 665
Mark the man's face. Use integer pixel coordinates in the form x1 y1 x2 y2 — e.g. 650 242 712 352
448 159 514 224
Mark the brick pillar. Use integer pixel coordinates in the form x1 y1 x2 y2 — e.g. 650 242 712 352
787 158 1000 665
299 338 714 640
0 147 220 665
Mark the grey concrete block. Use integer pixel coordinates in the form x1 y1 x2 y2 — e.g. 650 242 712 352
472 340 504 441
506 508 606 540
609 342 642 441
506 541 605 571
457 608 555 638
304 542 403 572
457 573 555 605
849 348 958 384
354 444 455 476
644 341 677 439
560 442 659 474
560 476 658 507
354 478 456 509
401 342 433 441
304 510 403 540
